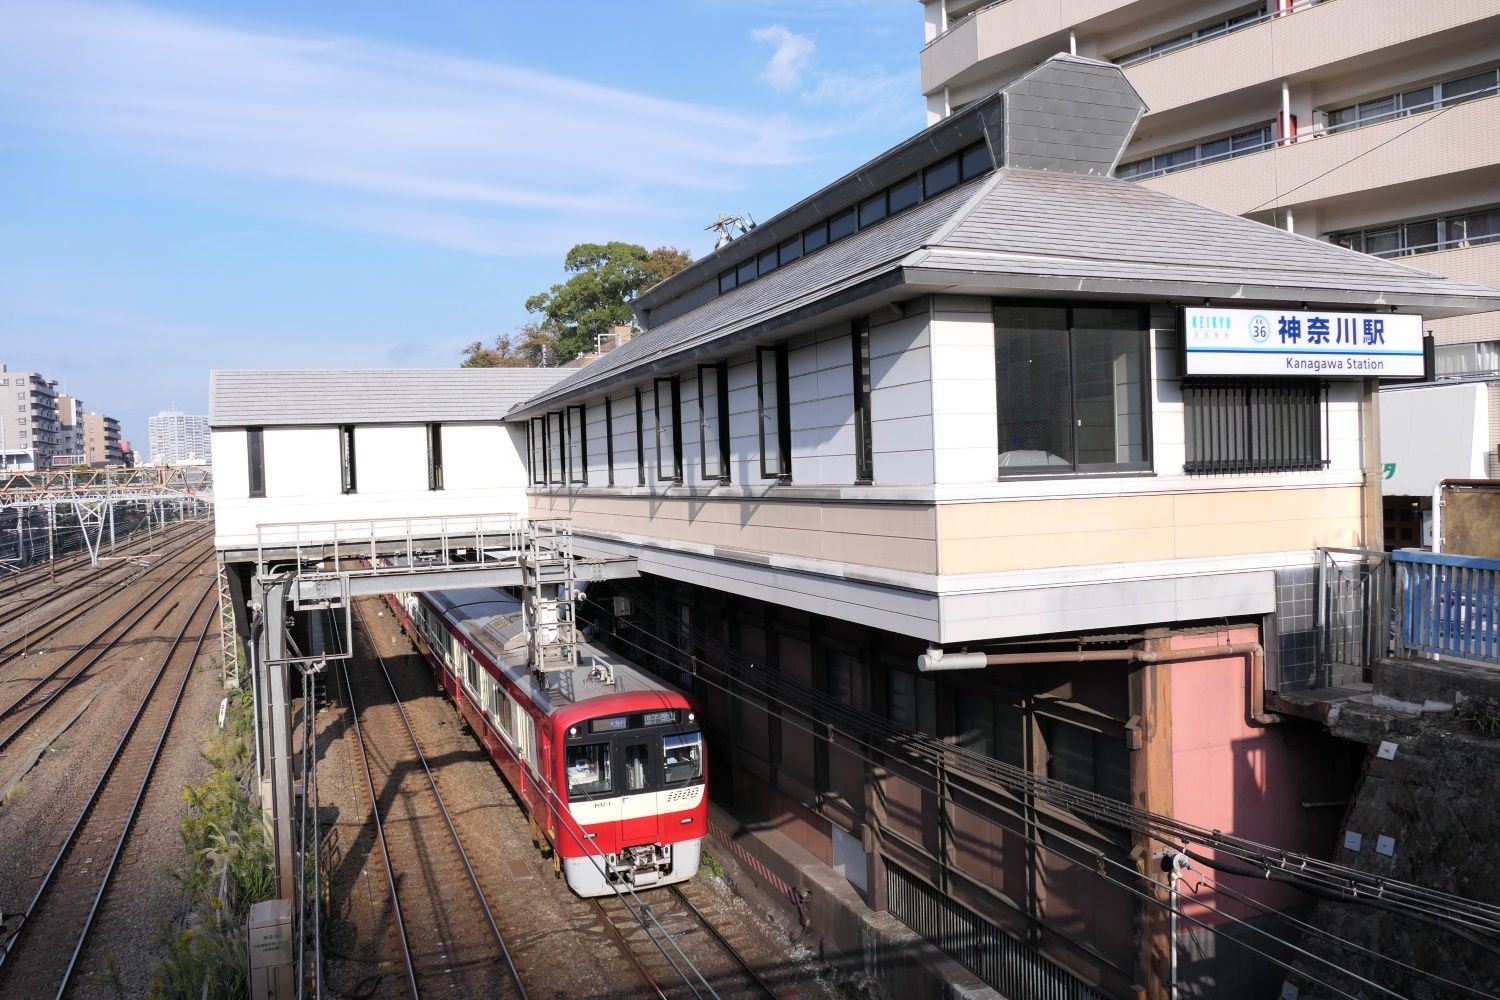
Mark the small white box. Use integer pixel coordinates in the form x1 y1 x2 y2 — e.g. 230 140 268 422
1343 830 1363 852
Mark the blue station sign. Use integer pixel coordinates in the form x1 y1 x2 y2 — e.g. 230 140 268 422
1182 307 1424 378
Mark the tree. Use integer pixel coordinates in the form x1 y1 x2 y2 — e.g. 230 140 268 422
460 322 561 368
524 242 693 362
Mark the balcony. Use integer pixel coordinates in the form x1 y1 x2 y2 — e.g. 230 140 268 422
1137 93 1500 217
1127 0 1500 117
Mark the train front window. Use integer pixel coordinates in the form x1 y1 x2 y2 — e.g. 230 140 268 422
663 732 703 785
624 743 650 792
566 743 612 798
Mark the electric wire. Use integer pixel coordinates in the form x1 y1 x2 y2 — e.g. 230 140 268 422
391 595 722 1000
591 588 1498 991
595 617 1404 1000
605 586 1500 933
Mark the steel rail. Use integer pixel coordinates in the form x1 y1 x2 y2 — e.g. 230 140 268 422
667 886 779 999
0 543 211 755
0 513 206 606
336 651 421 999
589 898 670 1000
352 601 528 999
54 592 217 998
0 526 212 663
0 581 216 990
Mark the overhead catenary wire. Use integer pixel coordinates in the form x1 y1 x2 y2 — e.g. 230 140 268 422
594 616 1412 1000
590 588 1500 987
599 587 1500 936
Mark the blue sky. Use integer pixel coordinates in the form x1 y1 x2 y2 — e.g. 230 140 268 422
0 0 923 449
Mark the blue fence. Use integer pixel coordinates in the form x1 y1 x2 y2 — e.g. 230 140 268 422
1395 549 1500 666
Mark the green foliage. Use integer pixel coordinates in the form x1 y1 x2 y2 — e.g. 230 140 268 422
461 321 562 368
149 691 270 999
524 242 692 361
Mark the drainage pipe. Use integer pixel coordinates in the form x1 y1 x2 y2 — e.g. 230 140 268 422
918 640 1278 724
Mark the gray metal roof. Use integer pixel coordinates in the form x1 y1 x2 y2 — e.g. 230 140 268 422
209 368 572 427
509 165 1500 416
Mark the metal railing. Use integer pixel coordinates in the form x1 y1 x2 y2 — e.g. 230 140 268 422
1395 549 1500 666
254 512 526 575
1315 547 1392 688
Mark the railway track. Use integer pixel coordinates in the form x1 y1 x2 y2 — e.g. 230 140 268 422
0 523 212 664
0 513 202 608
0 580 216 998
591 884 781 1000
0 541 213 758
336 602 526 1000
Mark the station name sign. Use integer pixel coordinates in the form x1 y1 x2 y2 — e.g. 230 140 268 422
1182 307 1424 378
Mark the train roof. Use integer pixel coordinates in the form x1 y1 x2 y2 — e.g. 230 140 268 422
422 587 682 718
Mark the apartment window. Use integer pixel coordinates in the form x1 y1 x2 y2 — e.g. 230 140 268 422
1331 205 1500 259
1183 380 1325 475
247 427 265 498
994 302 1150 475
654 376 682 483
757 344 791 481
1114 5 1263 67
339 425 357 494
852 317 873 483
566 404 587 485
635 388 646 486
1326 67 1498 133
426 423 444 491
545 411 565 484
603 397 615 487
1117 122 1273 181
697 363 729 482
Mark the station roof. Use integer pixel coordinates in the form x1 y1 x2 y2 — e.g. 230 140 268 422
510 165 1500 416
208 368 571 428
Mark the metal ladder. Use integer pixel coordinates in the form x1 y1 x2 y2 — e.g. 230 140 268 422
523 519 578 674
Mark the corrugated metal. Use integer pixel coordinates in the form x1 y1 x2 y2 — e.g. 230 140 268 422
885 860 1105 1000
208 368 572 427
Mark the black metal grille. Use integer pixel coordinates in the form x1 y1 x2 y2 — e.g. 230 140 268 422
1183 380 1324 474
885 861 1105 1000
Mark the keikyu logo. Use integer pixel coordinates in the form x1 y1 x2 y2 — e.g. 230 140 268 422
1249 315 1271 343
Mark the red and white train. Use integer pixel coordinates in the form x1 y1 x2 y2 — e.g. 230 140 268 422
386 586 707 896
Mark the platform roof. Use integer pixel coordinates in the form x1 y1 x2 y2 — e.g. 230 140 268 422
209 368 571 428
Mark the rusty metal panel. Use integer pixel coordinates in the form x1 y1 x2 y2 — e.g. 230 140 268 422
1441 481 1500 558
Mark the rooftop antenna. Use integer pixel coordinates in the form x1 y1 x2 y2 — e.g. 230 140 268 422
706 213 756 250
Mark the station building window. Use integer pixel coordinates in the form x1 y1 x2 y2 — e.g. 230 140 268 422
756 344 791 481
247 426 265 498
886 668 936 737
852 317 874 483
1183 379 1325 474
426 423 444 491
566 404 587 485
634 388 646 486
546 411 565 485
528 416 546 485
603 397 615 487
654 376 682 483
339 425 357 494
993 302 1151 476
698 362 729 483
1040 716 1130 803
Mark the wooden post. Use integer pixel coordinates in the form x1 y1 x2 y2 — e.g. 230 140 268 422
1129 630 1175 999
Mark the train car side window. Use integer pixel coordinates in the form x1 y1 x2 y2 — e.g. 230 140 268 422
624 743 650 792
566 743 612 798
663 732 703 785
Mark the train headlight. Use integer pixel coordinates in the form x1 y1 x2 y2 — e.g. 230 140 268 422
568 726 577 737
687 712 695 723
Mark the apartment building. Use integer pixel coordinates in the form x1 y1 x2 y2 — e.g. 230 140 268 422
919 0 1500 362
83 412 123 467
503 56 1498 1000
0 363 63 471
148 408 211 465
56 393 85 465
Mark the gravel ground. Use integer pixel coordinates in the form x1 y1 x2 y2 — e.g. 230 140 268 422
315 599 833 1000
0 548 219 1000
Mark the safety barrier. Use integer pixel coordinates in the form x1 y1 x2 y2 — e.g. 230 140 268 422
1395 549 1500 666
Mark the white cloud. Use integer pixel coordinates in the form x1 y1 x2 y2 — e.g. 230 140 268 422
752 25 816 91
0 1 823 253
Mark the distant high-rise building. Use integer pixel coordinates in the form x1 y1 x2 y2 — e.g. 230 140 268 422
83 412 123 467
148 410 211 465
56 393 86 464
0 362 63 471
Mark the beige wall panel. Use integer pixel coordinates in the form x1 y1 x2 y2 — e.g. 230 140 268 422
935 486 1364 573
533 494 939 574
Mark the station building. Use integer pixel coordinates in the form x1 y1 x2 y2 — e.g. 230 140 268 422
211 55 1500 1000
